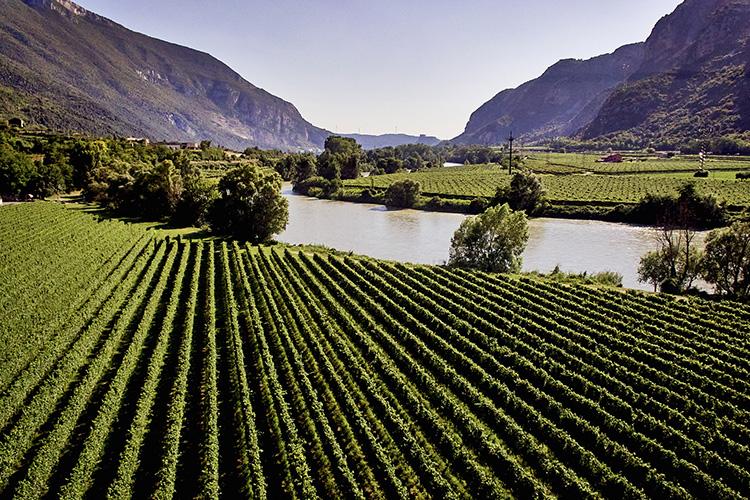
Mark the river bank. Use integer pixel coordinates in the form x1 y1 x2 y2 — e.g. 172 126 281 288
278 185 710 291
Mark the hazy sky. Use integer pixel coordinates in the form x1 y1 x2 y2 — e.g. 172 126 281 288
77 0 683 139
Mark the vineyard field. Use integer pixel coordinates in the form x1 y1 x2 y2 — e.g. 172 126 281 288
346 164 750 208
524 153 750 175
2 202 750 499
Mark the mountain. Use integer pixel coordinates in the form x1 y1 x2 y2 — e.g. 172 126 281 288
454 0 750 147
578 0 750 144
0 0 330 150
340 132 442 149
451 43 645 145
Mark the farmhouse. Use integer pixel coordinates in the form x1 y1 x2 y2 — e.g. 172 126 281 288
156 141 201 150
126 137 150 146
597 153 623 163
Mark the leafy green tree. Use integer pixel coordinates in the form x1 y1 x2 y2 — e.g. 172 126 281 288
316 151 342 180
378 157 403 174
0 146 36 196
172 175 219 227
637 225 704 293
324 135 360 156
448 203 529 273
84 158 136 209
133 160 184 219
339 152 361 179
384 179 421 208
636 183 722 294
627 183 724 227
320 136 361 180
637 250 672 292
212 163 288 243
493 170 546 213
702 222 750 298
290 153 318 185
403 155 423 171
30 160 70 198
293 176 341 198
69 139 109 189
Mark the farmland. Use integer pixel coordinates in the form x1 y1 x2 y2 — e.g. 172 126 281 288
343 154 750 213
2 202 750 499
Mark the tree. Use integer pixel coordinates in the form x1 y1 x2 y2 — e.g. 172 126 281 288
448 203 529 273
702 222 750 298
69 139 109 189
493 170 546 213
324 135 360 156
636 183 716 294
172 175 219 227
211 163 288 243
290 153 318 185
0 146 36 196
320 136 362 180
316 151 342 180
339 152 361 179
384 179 421 208
133 159 184 219
637 250 672 292
293 176 342 198
637 224 704 293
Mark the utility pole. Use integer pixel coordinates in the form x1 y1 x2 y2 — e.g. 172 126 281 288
507 131 514 175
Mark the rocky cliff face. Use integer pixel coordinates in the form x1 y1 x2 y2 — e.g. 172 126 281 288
455 0 750 146
451 43 644 145
0 0 330 150
578 0 750 142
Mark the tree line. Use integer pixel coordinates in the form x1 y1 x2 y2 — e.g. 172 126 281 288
0 131 286 243
538 132 750 155
253 137 507 198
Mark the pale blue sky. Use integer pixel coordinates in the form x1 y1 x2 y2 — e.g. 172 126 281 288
77 0 684 139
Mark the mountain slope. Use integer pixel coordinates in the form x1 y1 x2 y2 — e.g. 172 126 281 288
0 0 330 150
578 0 750 144
455 0 750 147
451 43 644 145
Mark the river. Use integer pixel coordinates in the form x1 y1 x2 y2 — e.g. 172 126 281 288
277 185 706 291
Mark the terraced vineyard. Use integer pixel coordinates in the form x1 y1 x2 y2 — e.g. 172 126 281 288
2 202 750 499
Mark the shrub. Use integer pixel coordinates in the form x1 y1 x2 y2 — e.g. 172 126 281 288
384 179 421 208
468 197 487 214
293 176 342 198
426 196 445 210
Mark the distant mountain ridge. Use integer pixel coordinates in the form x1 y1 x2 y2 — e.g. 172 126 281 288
453 0 750 147
0 0 330 150
452 43 645 146
340 133 442 149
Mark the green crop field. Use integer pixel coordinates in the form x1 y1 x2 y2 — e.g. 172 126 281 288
2 202 750 499
350 164 509 199
524 153 750 176
346 157 750 209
